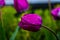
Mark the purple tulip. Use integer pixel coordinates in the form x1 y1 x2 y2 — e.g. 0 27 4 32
0 0 5 6
51 7 60 20
18 14 42 32
14 0 29 12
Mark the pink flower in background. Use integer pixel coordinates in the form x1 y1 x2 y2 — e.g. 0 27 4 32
0 0 5 6
14 0 29 12
51 7 60 20
18 14 42 32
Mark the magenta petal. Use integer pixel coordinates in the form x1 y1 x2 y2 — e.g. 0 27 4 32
18 14 42 32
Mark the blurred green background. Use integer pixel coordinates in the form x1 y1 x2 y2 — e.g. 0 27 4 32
0 4 60 40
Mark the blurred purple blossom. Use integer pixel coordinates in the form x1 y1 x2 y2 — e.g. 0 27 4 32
51 7 60 20
14 0 29 12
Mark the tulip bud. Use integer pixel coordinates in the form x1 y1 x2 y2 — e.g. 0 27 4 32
18 14 42 32
51 7 60 20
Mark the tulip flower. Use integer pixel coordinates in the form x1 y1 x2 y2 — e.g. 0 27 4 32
0 0 5 7
18 14 42 32
14 0 29 12
51 7 60 20
14 0 29 17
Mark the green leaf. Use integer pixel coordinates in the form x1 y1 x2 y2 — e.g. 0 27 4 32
9 26 19 40
57 32 60 40
0 22 6 40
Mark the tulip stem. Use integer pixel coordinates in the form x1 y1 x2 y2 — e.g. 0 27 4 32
42 25 59 40
48 0 51 13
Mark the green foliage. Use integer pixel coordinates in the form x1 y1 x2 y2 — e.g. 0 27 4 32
0 6 60 40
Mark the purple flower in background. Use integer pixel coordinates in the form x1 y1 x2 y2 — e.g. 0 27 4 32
51 7 60 20
14 0 29 12
0 0 5 6
18 14 42 32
